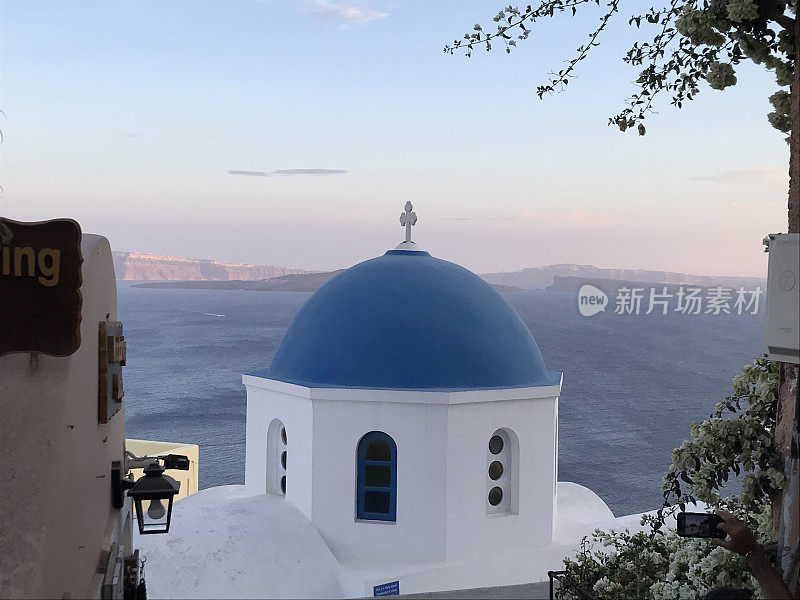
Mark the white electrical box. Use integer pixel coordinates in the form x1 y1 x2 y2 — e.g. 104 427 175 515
764 233 799 364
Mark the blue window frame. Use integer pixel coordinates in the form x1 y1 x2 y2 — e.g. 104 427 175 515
356 431 397 521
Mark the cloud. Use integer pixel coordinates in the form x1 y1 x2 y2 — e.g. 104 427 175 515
437 210 620 229
692 168 788 185
436 217 517 222
309 0 388 24
228 170 269 176
272 169 346 176
227 168 346 177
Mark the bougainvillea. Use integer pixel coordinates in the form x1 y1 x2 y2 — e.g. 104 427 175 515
556 358 784 599
558 516 772 599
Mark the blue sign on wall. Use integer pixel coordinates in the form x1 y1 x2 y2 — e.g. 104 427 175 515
373 581 400 596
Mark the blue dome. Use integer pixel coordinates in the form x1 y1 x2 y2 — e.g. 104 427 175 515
267 250 553 390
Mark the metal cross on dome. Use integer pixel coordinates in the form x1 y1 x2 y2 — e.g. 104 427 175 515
399 201 417 244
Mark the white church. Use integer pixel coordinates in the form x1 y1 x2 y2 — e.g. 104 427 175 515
139 204 655 598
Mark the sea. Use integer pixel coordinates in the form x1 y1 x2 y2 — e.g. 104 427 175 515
119 281 765 517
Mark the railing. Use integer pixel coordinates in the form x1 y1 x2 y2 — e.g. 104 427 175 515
548 570 566 600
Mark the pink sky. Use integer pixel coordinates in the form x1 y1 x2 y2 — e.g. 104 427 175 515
0 1 791 278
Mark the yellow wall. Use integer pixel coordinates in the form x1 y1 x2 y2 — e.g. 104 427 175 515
125 439 200 501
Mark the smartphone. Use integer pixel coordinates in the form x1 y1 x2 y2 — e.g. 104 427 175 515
676 512 726 539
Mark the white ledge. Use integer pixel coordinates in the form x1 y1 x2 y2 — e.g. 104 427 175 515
242 372 562 404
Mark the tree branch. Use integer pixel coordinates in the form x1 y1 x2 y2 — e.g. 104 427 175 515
444 0 597 56
762 0 796 32
536 0 620 97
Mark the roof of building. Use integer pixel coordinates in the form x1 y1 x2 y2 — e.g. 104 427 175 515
136 485 344 599
137 483 656 599
265 249 554 390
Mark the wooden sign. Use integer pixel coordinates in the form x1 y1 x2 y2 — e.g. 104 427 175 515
0 217 83 356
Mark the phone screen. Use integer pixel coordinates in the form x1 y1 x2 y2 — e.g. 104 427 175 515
677 512 726 539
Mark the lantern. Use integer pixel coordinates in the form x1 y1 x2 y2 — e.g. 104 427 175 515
128 462 180 534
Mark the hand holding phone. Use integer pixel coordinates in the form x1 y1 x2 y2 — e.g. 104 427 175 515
676 512 726 539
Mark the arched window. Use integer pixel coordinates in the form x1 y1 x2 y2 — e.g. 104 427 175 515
266 419 287 495
356 431 397 521
487 428 519 515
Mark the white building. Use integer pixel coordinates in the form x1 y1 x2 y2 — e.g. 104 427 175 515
140 205 653 598
0 232 136 598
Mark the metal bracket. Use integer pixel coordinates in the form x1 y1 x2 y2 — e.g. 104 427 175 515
111 460 135 509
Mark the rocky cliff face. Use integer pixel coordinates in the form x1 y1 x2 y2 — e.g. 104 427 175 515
482 263 765 290
112 252 311 281
545 275 756 293
134 271 521 293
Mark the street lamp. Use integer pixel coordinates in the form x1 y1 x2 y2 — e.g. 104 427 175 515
128 462 180 535
111 453 189 535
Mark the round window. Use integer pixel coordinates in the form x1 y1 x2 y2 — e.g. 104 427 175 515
280 475 286 494
281 427 287 445
488 486 503 506
281 451 287 470
489 435 504 455
488 461 503 480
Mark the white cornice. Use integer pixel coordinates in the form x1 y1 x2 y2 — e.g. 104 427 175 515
242 372 562 405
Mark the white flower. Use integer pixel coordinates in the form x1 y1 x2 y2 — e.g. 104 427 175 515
726 0 759 22
705 61 738 90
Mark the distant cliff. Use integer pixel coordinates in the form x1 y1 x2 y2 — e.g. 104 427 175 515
547 275 717 293
134 271 521 293
134 271 344 291
112 252 311 281
116 252 764 291
482 264 765 290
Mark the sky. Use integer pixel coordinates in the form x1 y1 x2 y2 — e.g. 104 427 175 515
0 0 791 276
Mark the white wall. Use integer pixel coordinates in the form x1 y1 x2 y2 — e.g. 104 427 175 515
444 395 558 562
0 234 131 599
243 378 562 572
553 401 559 531
244 383 313 520
310 398 448 566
